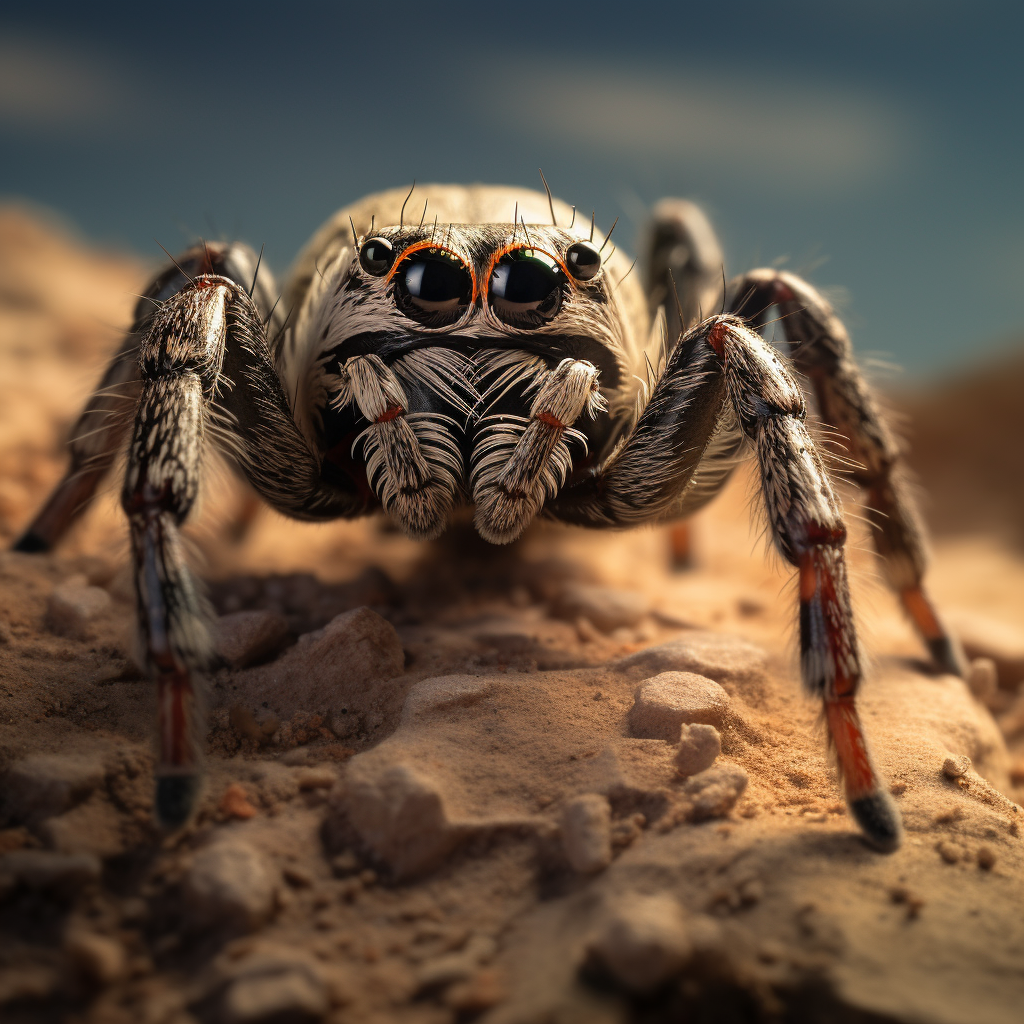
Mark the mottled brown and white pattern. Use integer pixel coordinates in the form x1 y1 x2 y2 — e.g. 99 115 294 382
12 184 964 848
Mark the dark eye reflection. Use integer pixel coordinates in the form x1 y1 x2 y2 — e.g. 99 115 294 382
489 248 565 328
392 249 473 327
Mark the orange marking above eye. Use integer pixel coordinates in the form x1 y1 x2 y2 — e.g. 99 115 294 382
384 239 478 302
483 240 572 297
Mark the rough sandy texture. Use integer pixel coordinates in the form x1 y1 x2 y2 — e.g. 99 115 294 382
2 206 1023 1024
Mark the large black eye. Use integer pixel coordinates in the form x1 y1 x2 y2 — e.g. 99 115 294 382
565 241 602 281
392 249 473 327
359 237 395 276
488 248 565 328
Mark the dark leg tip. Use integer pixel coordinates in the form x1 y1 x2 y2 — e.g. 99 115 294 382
12 530 51 553
156 774 201 830
928 635 968 679
850 790 903 853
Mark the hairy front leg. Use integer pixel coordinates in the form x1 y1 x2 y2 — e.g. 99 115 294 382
121 279 228 825
552 316 900 850
121 268 356 827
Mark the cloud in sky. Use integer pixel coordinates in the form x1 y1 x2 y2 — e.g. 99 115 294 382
482 60 911 192
0 35 128 131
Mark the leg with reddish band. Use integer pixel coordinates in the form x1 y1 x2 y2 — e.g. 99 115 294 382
728 269 964 677
714 313 901 849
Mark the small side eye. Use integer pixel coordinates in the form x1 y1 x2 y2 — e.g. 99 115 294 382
359 237 395 276
565 241 602 281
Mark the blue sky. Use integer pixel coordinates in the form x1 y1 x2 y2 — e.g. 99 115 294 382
1 1 1022 378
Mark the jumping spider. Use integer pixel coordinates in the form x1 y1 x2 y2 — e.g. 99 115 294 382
13 182 964 849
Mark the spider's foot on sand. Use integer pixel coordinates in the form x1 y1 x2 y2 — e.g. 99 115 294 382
849 790 903 853
156 773 201 830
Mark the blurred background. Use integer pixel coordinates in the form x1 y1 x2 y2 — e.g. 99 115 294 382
1 0 1022 379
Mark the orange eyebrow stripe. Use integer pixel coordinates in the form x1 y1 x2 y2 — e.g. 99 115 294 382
483 241 573 296
383 238 479 302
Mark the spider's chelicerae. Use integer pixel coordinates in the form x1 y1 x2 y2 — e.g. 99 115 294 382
14 183 963 850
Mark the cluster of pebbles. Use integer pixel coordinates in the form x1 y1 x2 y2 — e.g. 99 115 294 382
3 542 1024 1024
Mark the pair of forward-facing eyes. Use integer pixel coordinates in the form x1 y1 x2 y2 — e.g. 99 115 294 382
356 236 602 330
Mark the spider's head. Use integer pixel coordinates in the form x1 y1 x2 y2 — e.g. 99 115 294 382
308 223 629 389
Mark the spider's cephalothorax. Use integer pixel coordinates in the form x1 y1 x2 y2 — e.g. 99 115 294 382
14 184 964 850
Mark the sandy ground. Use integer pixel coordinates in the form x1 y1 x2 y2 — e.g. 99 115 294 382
1 205 1024 1024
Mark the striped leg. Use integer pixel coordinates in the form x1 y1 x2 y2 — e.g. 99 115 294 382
121 266 353 827
729 270 964 676
551 316 900 849
707 314 900 849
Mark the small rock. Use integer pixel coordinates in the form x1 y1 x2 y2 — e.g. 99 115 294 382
674 724 722 777
628 673 730 741
216 610 290 669
553 584 651 633
296 766 337 790
445 967 506 1013
588 895 692 994
229 705 263 743
0 618 12 644
40 798 125 857
561 794 612 874
281 747 313 766
0 850 101 890
64 929 127 984
220 783 259 820
684 764 748 820
952 612 1024 689
977 846 996 870
942 754 972 779
343 762 464 878
46 577 111 639
2 753 105 823
615 633 767 683
966 658 999 703
469 616 539 652
236 606 405 720
416 934 498 991
183 840 277 932
223 961 329 1024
